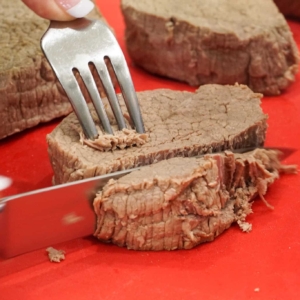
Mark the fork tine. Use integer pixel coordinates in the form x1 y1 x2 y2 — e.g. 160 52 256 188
78 66 113 135
41 18 146 139
94 60 127 131
109 55 145 134
59 72 98 139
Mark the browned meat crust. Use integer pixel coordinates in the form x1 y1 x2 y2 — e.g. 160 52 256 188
274 0 300 19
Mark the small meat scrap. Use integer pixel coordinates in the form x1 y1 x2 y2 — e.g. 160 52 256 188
46 247 65 263
93 149 297 251
79 127 149 151
237 221 252 233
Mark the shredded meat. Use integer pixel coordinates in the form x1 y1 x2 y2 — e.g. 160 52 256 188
93 149 297 250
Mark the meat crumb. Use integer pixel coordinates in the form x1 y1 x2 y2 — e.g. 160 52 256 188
79 127 149 151
46 247 65 263
237 220 252 233
254 288 260 292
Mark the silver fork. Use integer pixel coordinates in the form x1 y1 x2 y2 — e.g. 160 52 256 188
41 18 145 139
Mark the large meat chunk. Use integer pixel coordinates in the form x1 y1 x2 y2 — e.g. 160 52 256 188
0 0 107 139
121 0 299 95
93 149 296 250
47 84 268 184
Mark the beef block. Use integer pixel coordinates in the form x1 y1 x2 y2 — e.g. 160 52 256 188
0 0 110 139
47 84 268 184
274 0 300 19
93 149 296 250
121 0 299 95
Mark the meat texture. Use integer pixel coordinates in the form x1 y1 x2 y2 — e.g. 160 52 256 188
93 149 297 250
274 0 300 19
0 0 109 139
121 0 299 95
46 247 65 263
47 84 268 184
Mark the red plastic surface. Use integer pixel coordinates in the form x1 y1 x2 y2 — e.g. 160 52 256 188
1 1 300 299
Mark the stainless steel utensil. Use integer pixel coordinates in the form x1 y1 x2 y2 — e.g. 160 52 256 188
0 168 137 259
41 18 145 139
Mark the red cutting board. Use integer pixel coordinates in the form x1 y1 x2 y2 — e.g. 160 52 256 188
1 1 300 299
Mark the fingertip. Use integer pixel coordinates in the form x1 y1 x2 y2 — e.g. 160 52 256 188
66 0 95 18
22 0 94 21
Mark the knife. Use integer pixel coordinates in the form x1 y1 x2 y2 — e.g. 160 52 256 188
0 168 140 259
0 147 295 259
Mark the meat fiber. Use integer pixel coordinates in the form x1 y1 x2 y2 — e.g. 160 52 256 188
0 0 109 139
93 149 297 250
47 84 268 184
121 0 299 95
46 247 65 263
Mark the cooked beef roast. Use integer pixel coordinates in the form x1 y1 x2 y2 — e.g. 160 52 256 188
0 0 109 140
274 0 300 19
47 84 268 184
121 0 299 95
93 149 297 250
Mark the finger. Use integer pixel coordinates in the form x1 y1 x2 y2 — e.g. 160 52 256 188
0 176 12 191
21 0 95 21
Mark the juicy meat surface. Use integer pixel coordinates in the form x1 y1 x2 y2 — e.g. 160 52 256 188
93 149 296 250
121 0 299 95
47 84 268 184
0 0 107 140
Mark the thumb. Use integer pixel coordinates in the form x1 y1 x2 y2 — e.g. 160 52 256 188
21 0 95 21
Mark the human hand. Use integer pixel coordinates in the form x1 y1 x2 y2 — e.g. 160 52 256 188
22 0 95 21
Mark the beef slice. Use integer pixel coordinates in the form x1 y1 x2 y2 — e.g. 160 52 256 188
47 84 268 184
121 0 299 95
93 149 297 250
0 0 110 139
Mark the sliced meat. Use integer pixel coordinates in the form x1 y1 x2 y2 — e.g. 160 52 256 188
47 84 268 184
121 0 299 95
93 149 297 250
0 0 110 139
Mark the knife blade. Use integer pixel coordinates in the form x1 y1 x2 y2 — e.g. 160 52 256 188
0 146 295 259
0 168 138 259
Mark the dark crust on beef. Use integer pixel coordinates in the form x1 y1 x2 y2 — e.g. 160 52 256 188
93 149 295 250
121 0 299 95
274 0 300 19
47 84 268 184
0 0 111 139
